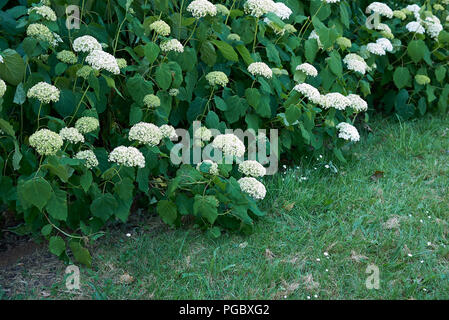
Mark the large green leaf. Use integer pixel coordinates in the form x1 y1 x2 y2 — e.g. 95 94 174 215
156 200 177 226
393 67 411 89
211 40 238 62
0 49 25 85
193 195 218 224
90 193 117 222
21 177 52 211
46 188 68 221
407 40 428 63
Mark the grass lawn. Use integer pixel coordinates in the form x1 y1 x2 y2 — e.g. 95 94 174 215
2 114 449 299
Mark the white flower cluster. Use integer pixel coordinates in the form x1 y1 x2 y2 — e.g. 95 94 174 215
85 50 120 75
75 150 99 169
271 2 292 20
27 82 60 104
143 94 160 108
196 160 219 175
319 92 350 110
117 58 127 69
73 35 102 53
28 5 57 21
323 0 341 3
108 146 145 168
75 116 99 134
336 122 360 142
129 122 163 146
423 15 443 39
26 23 54 45
343 53 369 75
366 2 393 18
244 0 275 18
347 94 368 112
160 124 178 141
206 71 229 87
406 4 421 19
212 134 246 157
238 177 266 200
238 160 266 177
376 38 393 52
296 63 318 77
59 127 85 144
29 129 63 156
293 83 321 104
160 39 184 53
406 21 425 34
169 88 179 96
149 20 171 36
308 30 323 48
57 50 78 64
0 79 6 97
248 62 272 78
194 126 212 142
76 66 98 79
187 0 217 18
366 42 386 56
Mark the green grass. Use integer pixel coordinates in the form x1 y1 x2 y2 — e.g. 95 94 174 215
3 114 449 299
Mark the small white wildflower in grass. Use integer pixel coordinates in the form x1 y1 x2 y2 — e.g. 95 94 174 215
365 2 393 18
160 39 184 53
336 122 360 142
0 55 3 64
128 122 163 146
293 83 321 104
74 150 98 168
376 38 393 52
314 294 318 298
187 0 217 18
75 117 99 134
316 258 321 261
347 94 368 112
407 253 413 257
323 252 329 256
149 20 171 36
205 71 229 87
248 62 272 78
406 21 425 34
143 94 160 108
0 79 6 97
420 260 424 263
307 296 311 300
427 242 432 246
73 35 102 53
296 63 318 77
126 233 131 237
238 160 266 177
27 82 60 104
325 164 329 169
108 146 145 168
420 219 424 223
56 50 78 64
320 92 351 110
59 127 84 144
29 129 63 156
238 177 267 200
212 134 246 157
196 159 219 175
85 50 120 75
28 5 57 21
367 43 386 56
159 124 178 141
244 0 275 18
271 2 292 20
26 23 54 44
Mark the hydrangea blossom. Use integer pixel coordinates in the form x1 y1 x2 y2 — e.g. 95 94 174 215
238 160 266 177
59 127 85 144
28 5 57 21
415 74 431 85
187 0 217 18
296 63 318 77
27 82 60 104
128 122 163 146
205 71 229 87
74 150 99 169
366 43 386 56
308 30 323 48
248 62 272 78
0 79 6 97
26 23 54 44
212 134 246 157
169 88 179 96
149 20 171 36
116 58 127 69
238 177 266 200
406 21 425 34
76 66 98 79
29 129 63 156
56 50 78 64
196 160 219 175
365 2 393 18
336 37 352 49
85 50 120 74
343 54 369 75
336 122 360 142
160 124 178 141
293 83 321 104
227 33 241 41
215 4 230 16
271 2 292 20
160 39 184 53
73 35 102 53
347 94 368 112
194 126 212 142
75 117 99 134
376 38 393 52
143 94 160 108
244 0 275 18
319 92 351 110
423 16 443 39
108 146 145 168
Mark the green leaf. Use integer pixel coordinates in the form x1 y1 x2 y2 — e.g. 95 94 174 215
305 39 318 63
69 240 92 268
144 42 160 63
200 41 217 66
46 189 68 221
156 200 177 226
407 40 428 63
90 194 117 222
435 66 446 83
49 236 65 256
0 49 25 85
21 177 52 211
236 45 253 65
80 171 93 192
0 118 15 136
193 195 218 224
41 224 52 236
245 88 261 108
328 51 342 78
155 63 172 90
13 83 26 105
211 40 238 62
393 67 411 89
